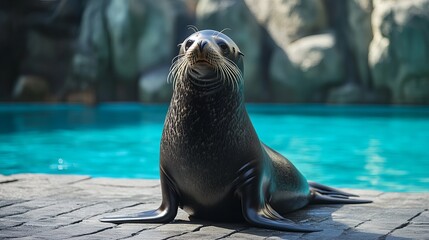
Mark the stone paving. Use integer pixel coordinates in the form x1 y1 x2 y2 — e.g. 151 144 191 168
0 174 428 240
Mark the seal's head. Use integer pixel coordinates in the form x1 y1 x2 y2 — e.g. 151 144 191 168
168 30 244 94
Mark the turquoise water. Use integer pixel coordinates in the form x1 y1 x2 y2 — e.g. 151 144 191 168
1 104 428 192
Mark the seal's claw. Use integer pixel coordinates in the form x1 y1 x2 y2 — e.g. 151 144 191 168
309 181 372 204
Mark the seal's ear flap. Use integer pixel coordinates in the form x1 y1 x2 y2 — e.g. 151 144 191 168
237 52 244 74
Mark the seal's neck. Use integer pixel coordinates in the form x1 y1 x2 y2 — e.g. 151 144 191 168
162 72 259 167
172 74 244 113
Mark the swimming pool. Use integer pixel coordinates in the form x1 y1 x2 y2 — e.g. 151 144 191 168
1 104 428 192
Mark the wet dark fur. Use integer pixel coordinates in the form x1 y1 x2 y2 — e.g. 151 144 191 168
100 30 371 232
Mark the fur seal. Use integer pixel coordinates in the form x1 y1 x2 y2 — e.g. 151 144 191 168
100 29 371 232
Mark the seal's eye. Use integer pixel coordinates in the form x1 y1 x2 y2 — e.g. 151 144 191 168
218 42 230 55
185 40 194 51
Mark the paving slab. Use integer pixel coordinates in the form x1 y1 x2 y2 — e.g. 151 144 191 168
0 174 427 240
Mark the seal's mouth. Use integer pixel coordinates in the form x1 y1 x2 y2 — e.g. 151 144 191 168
192 59 214 69
195 59 210 64
189 63 216 79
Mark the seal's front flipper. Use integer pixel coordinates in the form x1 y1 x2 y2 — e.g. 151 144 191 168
309 181 372 204
241 200 321 232
100 208 175 224
100 173 179 224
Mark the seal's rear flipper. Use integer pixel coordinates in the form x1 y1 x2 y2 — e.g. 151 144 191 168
309 181 372 204
241 201 321 232
240 184 321 232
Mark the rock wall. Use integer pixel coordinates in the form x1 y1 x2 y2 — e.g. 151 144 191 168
1 0 429 104
0 0 84 102
369 0 429 104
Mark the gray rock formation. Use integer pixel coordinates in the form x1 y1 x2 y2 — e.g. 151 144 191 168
2 0 429 104
245 0 327 49
107 0 181 80
13 75 50 102
369 0 429 104
270 33 344 102
22 30 75 96
0 0 83 102
138 66 172 103
346 0 373 87
72 0 191 102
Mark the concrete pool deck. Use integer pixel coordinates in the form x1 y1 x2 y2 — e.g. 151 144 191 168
0 174 428 240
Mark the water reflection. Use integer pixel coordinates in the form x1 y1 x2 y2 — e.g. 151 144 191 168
1 104 428 192
362 139 385 186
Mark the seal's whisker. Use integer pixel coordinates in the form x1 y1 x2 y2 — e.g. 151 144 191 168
220 63 232 91
219 57 243 93
168 59 181 82
220 64 228 87
225 63 236 92
177 65 188 89
187 25 199 33
218 66 226 86
220 28 231 33
168 57 189 90
171 54 185 64
217 28 232 38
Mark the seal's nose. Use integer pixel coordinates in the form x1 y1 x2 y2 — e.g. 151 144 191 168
198 40 208 52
